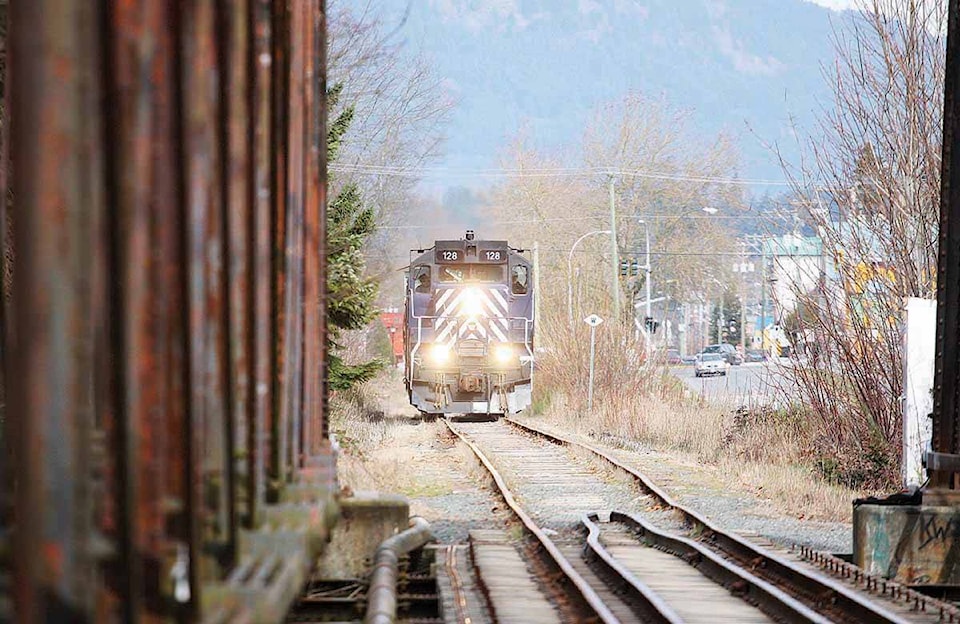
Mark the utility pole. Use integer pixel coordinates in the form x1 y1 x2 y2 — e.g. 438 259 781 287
718 297 725 343
679 303 687 356
608 174 620 319
737 242 749 352
760 242 767 346
740 287 747 351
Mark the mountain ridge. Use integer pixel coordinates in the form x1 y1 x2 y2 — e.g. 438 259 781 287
375 0 849 196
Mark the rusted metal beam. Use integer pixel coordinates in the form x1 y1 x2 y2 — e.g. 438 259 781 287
281 0 306 479
224 0 254 535
931 0 960 487
270 0 290 500
9 1 103 620
250 0 275 525
179 0 235 578
0 0 13 539
104 1 196 619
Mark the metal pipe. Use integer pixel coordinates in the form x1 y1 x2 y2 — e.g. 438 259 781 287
364 516 433 624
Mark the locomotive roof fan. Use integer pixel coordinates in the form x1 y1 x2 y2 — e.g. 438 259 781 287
465 229 475 240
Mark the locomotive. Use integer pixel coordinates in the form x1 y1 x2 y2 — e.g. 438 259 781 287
404 230 535 417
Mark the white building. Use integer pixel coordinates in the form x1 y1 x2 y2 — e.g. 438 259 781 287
763 234 824 321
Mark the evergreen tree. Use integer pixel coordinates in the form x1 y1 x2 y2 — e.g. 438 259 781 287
327 83 383 390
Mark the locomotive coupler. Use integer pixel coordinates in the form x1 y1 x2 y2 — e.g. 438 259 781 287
458 372 486 393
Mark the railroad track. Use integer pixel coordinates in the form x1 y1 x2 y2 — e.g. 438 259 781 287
445 418 960 623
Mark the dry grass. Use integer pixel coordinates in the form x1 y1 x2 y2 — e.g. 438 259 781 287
331 369 452 497
528 388 869 522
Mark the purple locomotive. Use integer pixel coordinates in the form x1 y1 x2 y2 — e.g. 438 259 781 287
404 230 535 417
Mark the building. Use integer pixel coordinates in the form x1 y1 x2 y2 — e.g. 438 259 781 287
763 234 825 322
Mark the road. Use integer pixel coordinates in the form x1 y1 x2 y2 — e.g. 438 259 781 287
670 361 793 406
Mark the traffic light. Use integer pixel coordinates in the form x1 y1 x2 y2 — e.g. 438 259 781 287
630 257 640 276
619 259 629 277
644 316 659 334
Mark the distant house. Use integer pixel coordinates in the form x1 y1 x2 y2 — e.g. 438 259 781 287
763 234 824 321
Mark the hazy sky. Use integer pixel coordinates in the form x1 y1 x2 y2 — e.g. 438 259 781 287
803 0 859 10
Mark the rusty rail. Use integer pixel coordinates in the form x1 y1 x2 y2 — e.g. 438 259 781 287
3 2 333 622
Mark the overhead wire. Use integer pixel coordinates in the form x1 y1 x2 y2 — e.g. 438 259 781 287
330 162 794 186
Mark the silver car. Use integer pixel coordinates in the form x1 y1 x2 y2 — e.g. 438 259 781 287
695 352 729 377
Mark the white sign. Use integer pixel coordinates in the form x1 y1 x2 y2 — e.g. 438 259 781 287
903 297 936 488
583 314 603 327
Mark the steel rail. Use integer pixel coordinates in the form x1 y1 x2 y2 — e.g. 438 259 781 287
578 514 684 624
505 418 919 624
443 420 625 624
591 512 830 624
445 546 476 624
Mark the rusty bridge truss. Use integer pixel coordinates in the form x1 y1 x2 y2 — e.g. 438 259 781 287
1 1 333 621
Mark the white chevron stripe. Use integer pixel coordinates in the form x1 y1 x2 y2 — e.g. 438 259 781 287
488 320 508 342
478 295 503 318
436 318 458 343
430 286 515 346
436 288 455 308
490 288 508 310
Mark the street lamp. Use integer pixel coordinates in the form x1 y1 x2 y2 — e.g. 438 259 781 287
568 229 612 326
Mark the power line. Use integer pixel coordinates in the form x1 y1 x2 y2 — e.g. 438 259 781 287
330 162 793 187
376 212 796 229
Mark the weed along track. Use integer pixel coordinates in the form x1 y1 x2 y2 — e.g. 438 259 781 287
444 418 960 623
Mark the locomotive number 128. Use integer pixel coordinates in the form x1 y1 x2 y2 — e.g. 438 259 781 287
484 250 502 261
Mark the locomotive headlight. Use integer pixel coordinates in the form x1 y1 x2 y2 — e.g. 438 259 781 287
458 288 486 318
492 343 515 364
429 343 451 364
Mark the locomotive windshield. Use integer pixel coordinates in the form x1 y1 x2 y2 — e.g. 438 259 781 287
438 265 503 283
412 266 431 293
511 265 528 294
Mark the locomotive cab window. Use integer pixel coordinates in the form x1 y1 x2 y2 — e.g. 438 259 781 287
439 265 503 283
512 265 529 294
413 266 431 293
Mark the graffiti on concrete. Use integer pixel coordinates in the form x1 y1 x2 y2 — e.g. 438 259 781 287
920 515 960 550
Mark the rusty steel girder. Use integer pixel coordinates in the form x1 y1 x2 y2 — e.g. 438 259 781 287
5 2 331 622
931 0 960 488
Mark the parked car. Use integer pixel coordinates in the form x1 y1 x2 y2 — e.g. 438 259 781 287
666 348 682 365
701 343 743 365
695 353 729 377
744 349 767 363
